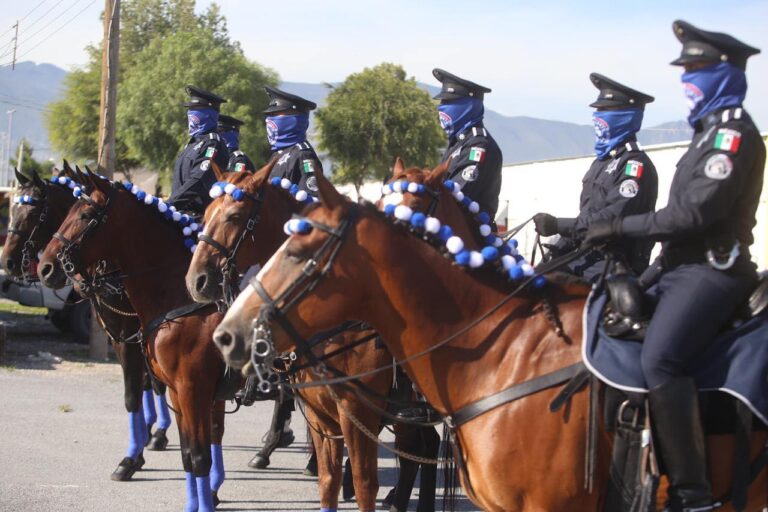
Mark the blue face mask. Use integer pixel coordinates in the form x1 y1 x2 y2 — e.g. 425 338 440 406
220 130 239 150
437 97 484 139
187 108 219 137
265 113 309 150
681 62 746 126
592 108 644 159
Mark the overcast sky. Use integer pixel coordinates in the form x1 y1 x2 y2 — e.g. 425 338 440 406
0 0 766 127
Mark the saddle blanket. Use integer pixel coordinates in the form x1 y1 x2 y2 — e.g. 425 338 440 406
582 290 768 424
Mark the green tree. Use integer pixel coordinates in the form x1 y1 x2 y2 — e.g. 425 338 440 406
315 63 443 195
118 29 277 183
10 139 46 174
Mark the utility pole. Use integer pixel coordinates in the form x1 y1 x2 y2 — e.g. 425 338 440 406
90 0 120 360
5 110 14 188
11 22 18 70
16 140 23 176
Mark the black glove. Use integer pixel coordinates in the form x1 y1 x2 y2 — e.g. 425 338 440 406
584 218 623 245
533 213 559 236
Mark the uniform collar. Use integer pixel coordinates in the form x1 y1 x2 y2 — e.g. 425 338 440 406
607 137 641 159
274 141 311 154
188 131 220 144
452 122 487 143
697 106 745 130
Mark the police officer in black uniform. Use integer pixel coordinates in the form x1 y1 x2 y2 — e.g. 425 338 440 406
263 86 323 196
218 114 256 173
586 21 763 511
433 68 503 219
168 86 230 215
534 74 659 282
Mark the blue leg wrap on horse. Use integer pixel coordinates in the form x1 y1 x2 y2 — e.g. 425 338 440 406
196 475 215 511
156 393 172 429
126 410 147 458
184 472 199 512
142 389 157 427
210 444 225 491
320 508 337 512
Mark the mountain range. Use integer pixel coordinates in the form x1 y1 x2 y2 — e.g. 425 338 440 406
0 62 692 165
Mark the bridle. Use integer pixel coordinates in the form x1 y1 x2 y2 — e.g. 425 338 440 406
386 178 441 217
7 189 50 284
196 186 265 308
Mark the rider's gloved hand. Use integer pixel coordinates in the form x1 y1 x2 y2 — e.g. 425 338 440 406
533 213 559 237
584 218 623 245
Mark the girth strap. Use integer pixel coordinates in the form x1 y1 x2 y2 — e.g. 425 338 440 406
143 302 212 340
448 362 585 427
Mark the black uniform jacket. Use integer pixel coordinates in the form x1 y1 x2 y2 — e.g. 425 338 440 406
440 123 503 218
227 150 256 173
268 141 324 197
168 132 230 214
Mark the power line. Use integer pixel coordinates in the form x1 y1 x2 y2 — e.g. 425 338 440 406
0 99 51 112
20 0 51 22
17 0 85 48
17 0 67 37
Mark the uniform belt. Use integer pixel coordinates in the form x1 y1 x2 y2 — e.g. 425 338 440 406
662 240 749 270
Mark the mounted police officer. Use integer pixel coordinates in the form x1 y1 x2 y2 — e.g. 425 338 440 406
534 74 659 282
218 114 255 173
168 86 230 215
433 68 503 219
586 21 764 511
263 86 323 196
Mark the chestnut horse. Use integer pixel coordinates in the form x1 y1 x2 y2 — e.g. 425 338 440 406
186 162 439 512
37 171 229 511
2 166 171 480
213 171 768 511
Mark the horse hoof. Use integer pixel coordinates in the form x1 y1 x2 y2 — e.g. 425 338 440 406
147 428 168 451
248 454 269 469
382 488 396 509
212 490 220 507
302 455 317 477
277 430 295 448
110 455 144 481
144 425 153 446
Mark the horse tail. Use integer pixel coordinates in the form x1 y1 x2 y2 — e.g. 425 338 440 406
440 423 458 512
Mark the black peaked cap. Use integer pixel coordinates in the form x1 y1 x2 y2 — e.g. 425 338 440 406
589 73 654 109
218 114 245 131
183 85 227 110
432 68 491 101
263 86 317 114
671 20 760 70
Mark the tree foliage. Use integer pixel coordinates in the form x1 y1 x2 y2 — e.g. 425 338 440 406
10 139 46 174
315 63 443 193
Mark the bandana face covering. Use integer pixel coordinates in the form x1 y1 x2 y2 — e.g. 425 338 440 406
437 97 484 139
681 62 746 126
592 108 644 159
188 108 219 137
266 113 309 151
220 130 239 151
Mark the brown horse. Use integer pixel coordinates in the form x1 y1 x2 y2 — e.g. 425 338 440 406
37 171 229 511
186 162 440 512
2 165 170 480
213 170 768 511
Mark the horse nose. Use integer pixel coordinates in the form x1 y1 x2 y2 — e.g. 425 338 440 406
39 262 54 279
195 273 208 294
5 258 14 271
214 328 233 348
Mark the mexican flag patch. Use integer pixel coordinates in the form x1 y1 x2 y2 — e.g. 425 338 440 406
204 147 217 158
234 162 245 172
468 147 486 163
624 160 644 178
714 129 741 153
302 160 315 174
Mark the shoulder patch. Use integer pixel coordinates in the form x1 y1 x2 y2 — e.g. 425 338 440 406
468 147 486 163
704 153 733 180
204 147 217 158
193 140 205 151
200 160 211 171
618 179 639 198
305 176 318 192
461 165 479 182
624 160 644 178
302 159 315 174
604 159 619 174
277 153 290 165
234 162 245 172
713 128 741 153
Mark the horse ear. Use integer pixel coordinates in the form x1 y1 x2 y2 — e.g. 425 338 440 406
14 168 29 185
89 172 111 194
392 157 405 177
30 169 46 191
211 159 226 182
74 166 91 189
426 157 451 186
314 170 345 210
62 159 73 172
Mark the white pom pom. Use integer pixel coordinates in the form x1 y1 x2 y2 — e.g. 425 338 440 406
479 224 491 237
172 212 182 222
521 263 534 276
183 227 192 236
283 221 292 236
190 244 197 253
454 191 465 202
287 219 302 234
493 237 503 247
407 182 419 194
469 251 484 268
169 206 177 212
224 183 236 195
446 236 464 255
295 190 308 202
157 201 168 213
144 194 154 205
501 255 515 270
380 185 390 195
67 181 76 189
209 186 223 198
57 177 67 185
280 178 291 189
469 201 480 213
394 204 413 222
452 182 461 193
190 223 199 231
131 185 139 194
424 217 441 234
392 181 403 193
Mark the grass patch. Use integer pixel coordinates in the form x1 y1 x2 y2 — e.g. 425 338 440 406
0 363 15 372
0 300 47 316
58 404 73 413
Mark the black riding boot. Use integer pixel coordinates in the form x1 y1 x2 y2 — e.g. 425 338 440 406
649 377 713 512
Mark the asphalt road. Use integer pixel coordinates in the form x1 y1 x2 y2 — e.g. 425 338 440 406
0 315 477 512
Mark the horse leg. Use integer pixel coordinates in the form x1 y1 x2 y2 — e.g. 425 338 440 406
143 375 157 439
388 423 421 512
147 388 172 451
249 397 293 469
175 385 215 512
415 426 439 512
307 409 343 512
110 342 148 482
339 404 378 512
210 400 226 507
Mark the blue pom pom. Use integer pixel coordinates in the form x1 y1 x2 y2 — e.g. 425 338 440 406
183 238 194 249
454 250 471 266
500 244 511 256
508 238 519 248
443 180 455 191
151 196 159 205
123 182 133 191
164 209 173 220
270 177 281 186
481 246 499 261
509 265 524 280
477 212 491 224
296 219 311 233
136 191 146 201
534 276 547 288
384 204 396 217
410 212 426 229
513 254 525 263
461 196 471 207
438 225 453 241
484 234 497 245
232 189 245 201
289 184 299 195
179 216 190 227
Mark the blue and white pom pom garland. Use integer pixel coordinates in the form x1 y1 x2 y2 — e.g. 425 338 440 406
208 178 317 205
14 194 38 205
283 179 546 288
